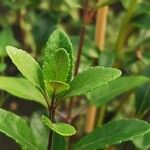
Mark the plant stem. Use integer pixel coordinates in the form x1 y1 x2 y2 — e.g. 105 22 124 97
115 0 138 56
48 93 55 150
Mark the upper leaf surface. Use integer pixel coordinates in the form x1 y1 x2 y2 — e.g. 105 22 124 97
73 119 150 150
43 48 70 82
43 29 73 82
88 76 150 107
42 115 76 136
6 46 44 89
64 67 121 97
0 109 38 150
0 76 47 107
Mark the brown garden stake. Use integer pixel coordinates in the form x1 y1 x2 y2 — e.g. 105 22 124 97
85 6 108 133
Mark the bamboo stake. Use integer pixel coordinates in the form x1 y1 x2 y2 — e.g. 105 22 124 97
115 0 138 55
85 6 108 133
95 7 108 50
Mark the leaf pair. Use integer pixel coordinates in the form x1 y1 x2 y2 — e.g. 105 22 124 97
43 29 73 84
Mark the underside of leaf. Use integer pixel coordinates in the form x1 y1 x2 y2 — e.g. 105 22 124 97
42 115 76 136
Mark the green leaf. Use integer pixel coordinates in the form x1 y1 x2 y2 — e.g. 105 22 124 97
45 80 70 95
42 115 76 136
135 2 150 16
44 48 70 82
96 0 119 8
43 29 73 82
0 108 38 150
87 76 150 107
132 14 150 30
0 63 6 72
133 130 150 150
30 112 48 150
73 119 150 150
121 0 130 9
0 77 47 107
6 46 44 89
135 84 150 115
0 27 19 56
4 0 30 9
64 67 121 97
52 133 67 150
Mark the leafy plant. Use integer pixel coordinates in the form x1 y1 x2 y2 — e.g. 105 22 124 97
0 0 150 149
0 29 124 149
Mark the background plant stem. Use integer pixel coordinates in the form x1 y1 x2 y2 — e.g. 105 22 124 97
95 105 106 127
74 0 89 76
115 0 138 56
